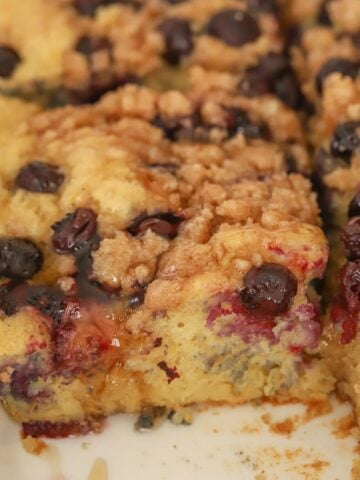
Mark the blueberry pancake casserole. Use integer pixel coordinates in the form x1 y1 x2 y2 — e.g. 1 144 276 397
0 0 359 442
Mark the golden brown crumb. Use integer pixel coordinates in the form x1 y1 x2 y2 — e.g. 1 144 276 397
21 436 47 455
332 413 357 439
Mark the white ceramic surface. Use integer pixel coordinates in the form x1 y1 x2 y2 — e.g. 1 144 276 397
0 397 357 480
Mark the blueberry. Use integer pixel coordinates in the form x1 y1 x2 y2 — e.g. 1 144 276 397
273 71 302 109
15 161 64 193
238 53 302 109
26 285 66 326
0 46 21 78
330 121 360 161
239 263 298 315
10 367 39 400
75 35 112 59
55 75 138 105
316 58 359 93
152 114 207 142
159 18 194 65
238 69 271 97
313 148 342 179
342 217 360 261
226 108 270 139
128 288 146 309
0 239 43 280
256 52 289 77
52 208 98 253
207 9 260 47
340 260 360 314
0 282 26 315
127 212 182 239
152 115 184 140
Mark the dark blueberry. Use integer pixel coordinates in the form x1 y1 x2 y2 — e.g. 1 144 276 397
330 121 360 161
26 285 66 326
273 71 302 109
52 208 98 253
340 260 360 313
152 115 182 141
238 53 301 108
238 53 287 97
127 212 182 239
76 74 138 104
349 193 360 219
238 69 271 97
313 148 342 179
0 239 43 280
128 288 146 309
317 0 332 26
207 9 260 47
75 35 112 59
316 58 359 93
131 216 181 239
245 0 278 13
0 282 26 315
285 153 299 174
257 52 289 77
226 107 270 139
239 263 298 315
15 161 64 193
152 114 207 142
342 217 360 260
159 18 194 65
0 46 21 78
0 282 65 320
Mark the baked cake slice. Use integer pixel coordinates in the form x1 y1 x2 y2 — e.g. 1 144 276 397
283 0 360 427
0 0 284 105
282 0 359 294
0 87 334 437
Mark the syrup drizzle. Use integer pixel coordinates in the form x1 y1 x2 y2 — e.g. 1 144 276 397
87 458 108 480
41 444 66 480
